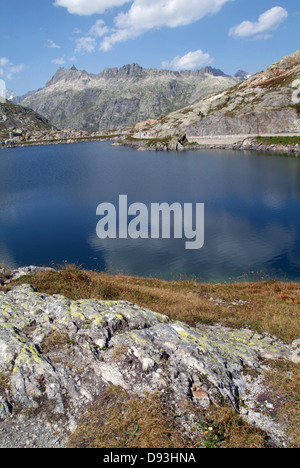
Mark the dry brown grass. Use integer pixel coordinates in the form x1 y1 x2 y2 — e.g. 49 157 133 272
197 406 271 448
41 330 75 353
68 385 272 449
9 264 300 343
68 386 189 449
263 360 300 448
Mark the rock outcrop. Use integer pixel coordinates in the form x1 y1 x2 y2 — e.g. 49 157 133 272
0 102 96 146
0 100 54 141
0 281 299 448
129 49 300 147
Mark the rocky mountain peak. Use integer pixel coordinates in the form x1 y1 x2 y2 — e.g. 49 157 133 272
45 66 88 88
119 63 143 77
234 70 249 81
99 63 143 80
202 66 229 77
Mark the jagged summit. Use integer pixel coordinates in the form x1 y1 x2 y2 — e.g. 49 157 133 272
46 63 144 84
44 65 89 88
18 63 239 131
234 70 249 81
99 63 144 79
202 66 230 77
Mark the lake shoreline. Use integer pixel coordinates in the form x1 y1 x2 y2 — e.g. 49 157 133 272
0 135 116 150
1 134 300 156
118 135 300 156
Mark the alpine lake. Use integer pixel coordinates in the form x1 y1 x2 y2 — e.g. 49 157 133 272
1 141 300 283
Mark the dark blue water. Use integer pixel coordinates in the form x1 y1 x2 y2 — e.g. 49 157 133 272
0 141 300 282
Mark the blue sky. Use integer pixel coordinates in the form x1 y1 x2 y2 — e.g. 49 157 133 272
0 0 299 95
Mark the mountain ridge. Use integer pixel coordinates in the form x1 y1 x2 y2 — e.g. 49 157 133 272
16 63 239 132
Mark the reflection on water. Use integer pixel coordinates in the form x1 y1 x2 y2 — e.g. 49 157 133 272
0 142 299 282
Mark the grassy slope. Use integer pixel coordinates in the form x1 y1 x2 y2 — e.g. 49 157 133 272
256 136 300 146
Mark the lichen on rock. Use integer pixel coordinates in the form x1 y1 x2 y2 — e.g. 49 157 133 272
0 283 297 447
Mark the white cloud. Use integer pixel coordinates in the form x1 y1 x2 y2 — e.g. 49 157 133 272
0 57 9 67
55 0 236 50
116 0 232 30
51 57 66 65
74 19 110 54
51 56 77 65
100 0 236 50
45 39 61 49
229 6 288 39
0 58 24 80
88 19 109 38
9 64 24 73
54 0 130 15
75 36 97 53
100 28 140 52
162 50 214 70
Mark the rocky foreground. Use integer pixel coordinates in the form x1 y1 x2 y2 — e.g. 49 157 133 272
0 268 299 448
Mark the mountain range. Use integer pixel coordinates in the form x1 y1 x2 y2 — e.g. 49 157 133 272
3 50 300 148
15 64 240 132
